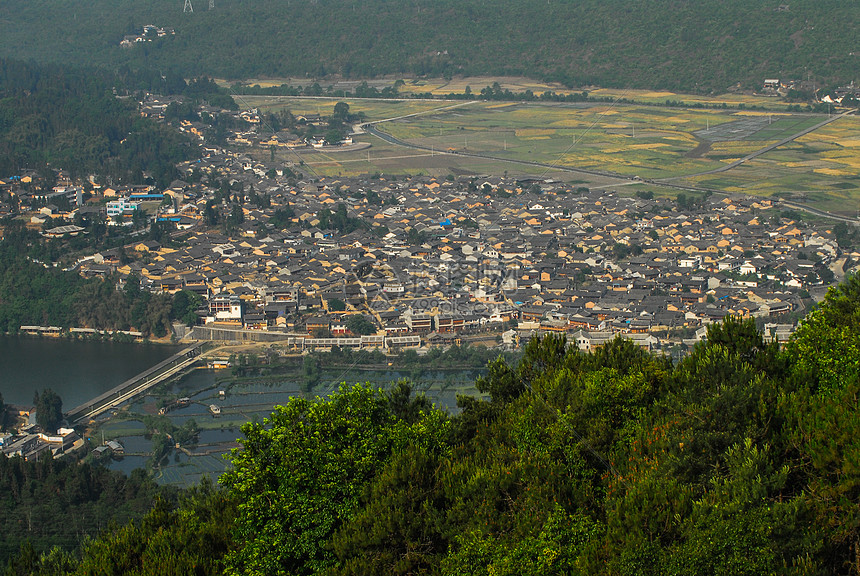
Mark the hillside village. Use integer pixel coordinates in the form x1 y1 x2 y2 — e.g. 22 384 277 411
1 95 854 356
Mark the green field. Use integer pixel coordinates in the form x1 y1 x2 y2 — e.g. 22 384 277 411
246 96 859 214
237 95 448 122
677 115 860 210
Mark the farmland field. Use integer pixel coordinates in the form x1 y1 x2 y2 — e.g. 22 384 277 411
243 95 859 215
237 95 447 121
678 115 860 213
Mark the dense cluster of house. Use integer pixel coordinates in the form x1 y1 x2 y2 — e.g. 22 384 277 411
48 141 847 353
138 95 356 150
3 94 853 354
761 77 860 105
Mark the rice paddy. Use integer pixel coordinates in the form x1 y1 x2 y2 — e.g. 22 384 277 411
241 92 858 215
677 115 860 211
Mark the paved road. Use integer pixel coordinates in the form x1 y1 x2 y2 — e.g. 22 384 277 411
779 199 860 223
357 100 479 129
66 342 205 423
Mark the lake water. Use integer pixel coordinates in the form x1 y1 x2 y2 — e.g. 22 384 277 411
0 336 484 486
0 336 180 408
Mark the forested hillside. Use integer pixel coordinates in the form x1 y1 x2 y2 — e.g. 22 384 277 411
0 455 172 565
0 223 200 336
0 0 856 92
0 59 196 186
7 274 860 575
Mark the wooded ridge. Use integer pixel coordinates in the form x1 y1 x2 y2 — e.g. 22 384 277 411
0 0 856 93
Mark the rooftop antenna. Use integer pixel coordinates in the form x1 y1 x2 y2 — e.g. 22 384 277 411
183 0 193 12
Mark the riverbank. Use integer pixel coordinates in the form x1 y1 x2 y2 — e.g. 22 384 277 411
1 334 491 486
10 325 180 345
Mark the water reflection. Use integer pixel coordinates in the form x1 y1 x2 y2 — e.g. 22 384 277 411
0 336 180 406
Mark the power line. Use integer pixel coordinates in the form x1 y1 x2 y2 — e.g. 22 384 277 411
538 89 631 180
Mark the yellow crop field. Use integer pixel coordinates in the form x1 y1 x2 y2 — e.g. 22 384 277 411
796 117 859 142
226 77 805 112
665 135 696 142
237 96 448 122
396 76 563 96
588 87 795 109
251 95 859 213
601 143 670 153
732 111 793 117
708 142 766 156
548 119 589 128
629 143 671 150
639 91 676 98
830 154 860 169
815 168 853 176
662 117 694 123
515 129 555 138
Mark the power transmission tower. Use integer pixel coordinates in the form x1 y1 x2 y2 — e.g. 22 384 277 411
183 0 193 12
209 0 214 9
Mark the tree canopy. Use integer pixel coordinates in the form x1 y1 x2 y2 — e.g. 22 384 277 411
0 0 855 93
0 223 194 337
32 390 62 433
220 382 446 576
0 59 195 187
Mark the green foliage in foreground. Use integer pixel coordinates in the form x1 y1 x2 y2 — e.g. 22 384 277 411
9 274 860 575
0 454 172 565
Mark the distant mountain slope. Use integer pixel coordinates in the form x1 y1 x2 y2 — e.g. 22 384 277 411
0 0 856 91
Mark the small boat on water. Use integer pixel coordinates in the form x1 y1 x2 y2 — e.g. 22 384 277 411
209 404 221 415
